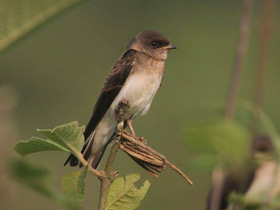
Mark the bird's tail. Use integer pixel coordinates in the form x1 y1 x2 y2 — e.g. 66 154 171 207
87 149 106 169
64 131 107 169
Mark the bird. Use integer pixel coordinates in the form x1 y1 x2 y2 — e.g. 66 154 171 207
64 30 176 168
206 136 276 210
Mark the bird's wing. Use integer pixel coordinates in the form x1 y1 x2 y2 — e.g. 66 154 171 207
83 49 136 139
64 49 136 167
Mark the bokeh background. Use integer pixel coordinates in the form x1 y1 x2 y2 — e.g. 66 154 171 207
1 0 280 209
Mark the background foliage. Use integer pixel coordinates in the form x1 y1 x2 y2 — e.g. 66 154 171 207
1 0 280 209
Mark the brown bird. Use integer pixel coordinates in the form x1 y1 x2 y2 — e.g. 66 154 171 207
206 136 276 210
64 30 176 168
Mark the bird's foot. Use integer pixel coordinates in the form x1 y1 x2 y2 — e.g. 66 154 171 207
115 98 130 122
127 119 136 136
118 98 130 109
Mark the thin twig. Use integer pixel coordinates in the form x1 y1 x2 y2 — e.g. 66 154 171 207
98 123 123 210
225 0 254 119
129 155 159 178
0 85 17 209
208 168 225 210
73 149 103 178
119 131 193 186
119 144 163 166
121 132 166 160
98 99 129 210
251 0 275 135
165 161 193 186
209 1 254 209
79 97 193 209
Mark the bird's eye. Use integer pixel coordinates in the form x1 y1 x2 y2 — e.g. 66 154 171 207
150 41 158 47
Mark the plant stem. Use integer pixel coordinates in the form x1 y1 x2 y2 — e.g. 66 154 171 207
119 131 193 186
98 123 123 210
73 149 103 177
225 0 254 119
208 168 225 210
0 85 17 209
209 1 254 209
251 0 275 135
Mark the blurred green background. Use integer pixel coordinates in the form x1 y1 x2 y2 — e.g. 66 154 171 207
1 0 280 209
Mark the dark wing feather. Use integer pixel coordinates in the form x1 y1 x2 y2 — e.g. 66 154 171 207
64 49 136 166
83 49 136 139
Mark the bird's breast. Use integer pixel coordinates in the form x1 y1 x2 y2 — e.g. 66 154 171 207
111 67 164 118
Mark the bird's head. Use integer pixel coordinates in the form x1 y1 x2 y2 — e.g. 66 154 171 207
128 30 176 61
252 136 275 154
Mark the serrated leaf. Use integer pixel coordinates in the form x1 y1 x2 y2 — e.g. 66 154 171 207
105 173 150 210
37 121 84 153
14 137 70 156
62 166 88 202
0 0 87 53
9 159 80 210
14 121 84 158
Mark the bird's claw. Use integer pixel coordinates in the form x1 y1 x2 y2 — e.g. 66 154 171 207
115 98 130 122
119 98 130 108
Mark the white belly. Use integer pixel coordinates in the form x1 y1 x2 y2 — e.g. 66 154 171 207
92 70 163 154
92 58 165 154
111 70 163 118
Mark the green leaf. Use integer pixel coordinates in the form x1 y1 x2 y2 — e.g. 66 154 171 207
9 159 79 210
228 191 268 210
14 121 85 157
37 121 84 153
106 173 150 210
242 101 280 158
14 137 70 156
0 0 87 53
62 166 88 203
183 120 250 169
258 109 280 155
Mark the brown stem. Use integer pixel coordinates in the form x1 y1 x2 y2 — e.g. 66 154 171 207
120 131 193 186
165 161 193 186
121 132 166 160
225 0 254 119
98 100 130 210
208 168 225 210
251 0 275 135
72 149 103 178
209 1 254 209
0 85 17 209
98 122 123 210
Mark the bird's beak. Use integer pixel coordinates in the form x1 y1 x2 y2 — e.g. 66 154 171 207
160 44 177 50
168 44 177 50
